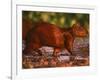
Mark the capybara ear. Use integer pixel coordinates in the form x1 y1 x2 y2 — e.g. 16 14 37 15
71 23 88 37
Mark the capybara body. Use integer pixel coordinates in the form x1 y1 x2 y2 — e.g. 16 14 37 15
24 22 64 56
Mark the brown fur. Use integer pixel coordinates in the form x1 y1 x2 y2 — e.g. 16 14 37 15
24 22 64 56
23 21 88 56
60 23 88 54
22 19 33 40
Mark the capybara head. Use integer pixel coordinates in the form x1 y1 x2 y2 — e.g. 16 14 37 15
71 23 88 37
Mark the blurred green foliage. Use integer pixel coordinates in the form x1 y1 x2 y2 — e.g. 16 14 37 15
22 11 89 29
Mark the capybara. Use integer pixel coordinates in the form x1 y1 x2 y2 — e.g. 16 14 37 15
23 21 88 56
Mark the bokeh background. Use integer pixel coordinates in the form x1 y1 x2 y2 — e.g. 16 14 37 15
22 11 89 31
